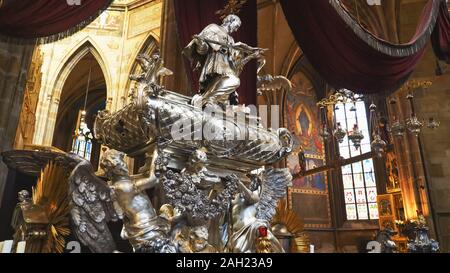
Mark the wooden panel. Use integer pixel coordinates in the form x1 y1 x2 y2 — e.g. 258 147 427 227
289 189 331 228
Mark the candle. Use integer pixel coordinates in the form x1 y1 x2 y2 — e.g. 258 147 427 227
1 240 13 253
16 241 26 253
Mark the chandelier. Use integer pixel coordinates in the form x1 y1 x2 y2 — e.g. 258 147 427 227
388 80 440 139
369 103 387 158
317 89 366 150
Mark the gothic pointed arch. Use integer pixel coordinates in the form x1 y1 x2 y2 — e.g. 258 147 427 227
33 39 111 147
124 33 160 102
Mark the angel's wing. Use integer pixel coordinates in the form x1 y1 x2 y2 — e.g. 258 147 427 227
257 75 293 95
256 168 293 221
68 156 119 253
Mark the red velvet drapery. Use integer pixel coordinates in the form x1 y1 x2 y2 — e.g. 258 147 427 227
432 2 450 63
280 0 448 94
0 0 113 40
174 0 257 105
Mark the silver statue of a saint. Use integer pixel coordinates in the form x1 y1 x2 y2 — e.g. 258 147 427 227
183 14 265 106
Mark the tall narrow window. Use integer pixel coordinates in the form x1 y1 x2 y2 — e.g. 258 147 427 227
71 110 93 161
334 98 379 220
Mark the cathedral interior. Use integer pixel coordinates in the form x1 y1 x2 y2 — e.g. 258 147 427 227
0 0 449 254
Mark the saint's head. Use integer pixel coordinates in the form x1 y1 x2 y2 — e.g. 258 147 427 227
222 14 241 34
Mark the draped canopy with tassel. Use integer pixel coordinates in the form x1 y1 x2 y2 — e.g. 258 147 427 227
432 2 450 63
0 0 113 43
280 0 450 94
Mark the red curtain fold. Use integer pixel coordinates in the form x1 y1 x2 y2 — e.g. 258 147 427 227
174 0 257 105
432 2 450 63
280 0 442 94
0 0 113 39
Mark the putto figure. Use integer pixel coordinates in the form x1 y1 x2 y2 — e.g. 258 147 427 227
183 14 264 106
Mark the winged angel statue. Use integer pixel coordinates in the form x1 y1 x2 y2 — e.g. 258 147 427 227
67 150 175 253
66 150 291 253
228 168 292 253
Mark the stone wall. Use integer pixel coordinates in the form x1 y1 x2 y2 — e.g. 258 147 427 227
0 0 163 223
0 41 34 206
32 0 163 147
411 70 450 252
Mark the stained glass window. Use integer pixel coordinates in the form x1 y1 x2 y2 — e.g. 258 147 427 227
71 110 93 161
335 99 379 220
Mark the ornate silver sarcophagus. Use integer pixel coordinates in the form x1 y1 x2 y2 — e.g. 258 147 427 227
94 88 292 174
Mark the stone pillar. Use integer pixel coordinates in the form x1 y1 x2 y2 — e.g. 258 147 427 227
0 40 35 205
413 75 450 252
387 90 428 221
14 48 43 149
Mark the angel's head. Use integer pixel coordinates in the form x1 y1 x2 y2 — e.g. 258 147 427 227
185 148 207 170
192 149 207 164
246 172 262 192
100 149 129 179
159 204 174 220
18 190 30 203
189 226 209 251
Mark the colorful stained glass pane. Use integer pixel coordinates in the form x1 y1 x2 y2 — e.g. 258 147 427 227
341 165 352 175
363 159 374 173
365 172 376 187
86 141 92 160
86 141 92 153
346 204 358 220
352 162 362 173
357 204 369 220
343 174 353 189
78 140 86 157
369 203 379 219
344 189 355 204
353 173 364 188
355 188 366 203
366 187 377 203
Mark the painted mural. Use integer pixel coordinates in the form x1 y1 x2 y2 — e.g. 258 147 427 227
285 72 326 192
